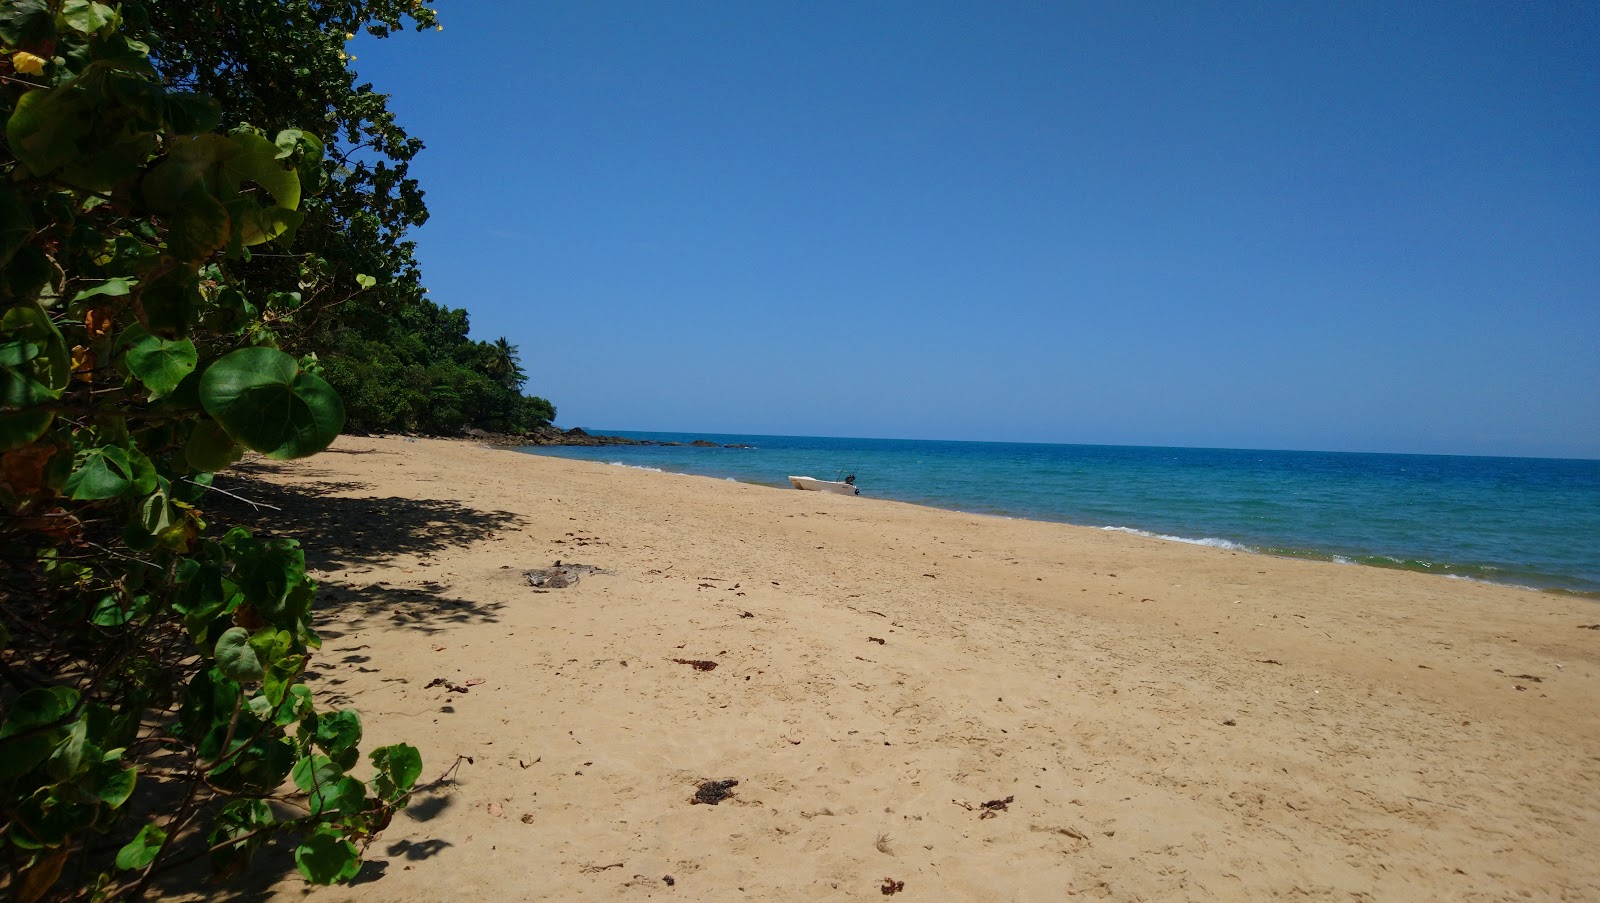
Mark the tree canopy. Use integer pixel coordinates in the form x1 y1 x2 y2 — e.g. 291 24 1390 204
119 0 555 435
0 2 531 899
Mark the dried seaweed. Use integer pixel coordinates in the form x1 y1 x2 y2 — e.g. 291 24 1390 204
692 779 739 805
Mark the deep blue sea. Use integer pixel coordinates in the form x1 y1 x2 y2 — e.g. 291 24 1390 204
514 433 1600 597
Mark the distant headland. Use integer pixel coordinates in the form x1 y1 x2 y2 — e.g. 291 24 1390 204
464 424 752 449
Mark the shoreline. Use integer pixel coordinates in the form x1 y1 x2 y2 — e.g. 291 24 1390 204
512 445 1600 600
204 435 1600 901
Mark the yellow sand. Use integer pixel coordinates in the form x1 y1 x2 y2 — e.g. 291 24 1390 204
220 436 1600 901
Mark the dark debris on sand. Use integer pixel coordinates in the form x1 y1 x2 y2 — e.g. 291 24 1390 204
692 779 739 805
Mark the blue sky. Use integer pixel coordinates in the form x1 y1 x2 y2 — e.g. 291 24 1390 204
351 2 1598 458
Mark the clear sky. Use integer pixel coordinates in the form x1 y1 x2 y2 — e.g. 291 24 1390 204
350 1 1599 458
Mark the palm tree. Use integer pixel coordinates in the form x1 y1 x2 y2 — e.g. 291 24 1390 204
484 337 525 390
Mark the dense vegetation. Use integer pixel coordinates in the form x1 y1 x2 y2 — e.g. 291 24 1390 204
121 0 555 436
322 303 556 435
0 2 509 899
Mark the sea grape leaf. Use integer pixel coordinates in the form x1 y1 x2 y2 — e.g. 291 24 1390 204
71 277 135 301
118 324 197 398
45 716 91 780
136 266 202 338
141 134 228 212
309 775 366 816
0 0 53 48
60 0 115 34
199 347 344 459
0 183 33 269
291 753 342 794
246 628 290 673
0 687 79 780
166 183 231 261
93 762 137 808
220 131 301 212
7 65 158 191
314 709 361 769
90 594 130 627
114 822 167 871
264 654 306 710
214 627 264 683
6 87 92 181
163 92 222 135
65 446 155 500
2 302 70 391
0 406 54 453
294 829 359 885
13 849 68 903
370 743 423 803
0 687 79 738
184 419 244 472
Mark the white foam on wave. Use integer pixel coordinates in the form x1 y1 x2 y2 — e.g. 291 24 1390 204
1100 525 1252 552
608 461 664 473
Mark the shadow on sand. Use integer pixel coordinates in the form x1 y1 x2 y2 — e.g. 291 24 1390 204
205 460 526 573
142 462 502 898
199 461 531 635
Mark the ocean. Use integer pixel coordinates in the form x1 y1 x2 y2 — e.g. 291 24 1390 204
513 433 1600 597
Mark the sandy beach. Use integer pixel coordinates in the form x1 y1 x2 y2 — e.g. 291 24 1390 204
203 436 1600 901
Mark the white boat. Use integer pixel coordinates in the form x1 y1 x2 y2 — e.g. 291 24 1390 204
788 475 859 496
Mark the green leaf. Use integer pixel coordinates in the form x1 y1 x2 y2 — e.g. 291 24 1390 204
220 132 302 228
0 687 79 779
370 743 423 802
117 324 197 397
166 183 231 261
294 829 360 885
163 92 222 135
1 687 80 738
199 347 344 459
65 446 155 500
208 799 272 876
0 407 54 453
93 764 137 808
60 0 115 34
136 266 202 338
6 87 92 181
291 753 342 794
315 709 361 769
141 134 227 212
114 822 167 871
184 419 244 472
71 277 136 301
90 594 131 627
246 628 290 673
0 183 33 270
264 654 306 711
0 0 53 48
7 66 160 191
354 273 376 289
2 302 70 391
316 775 367 815
45 716 91 780
213 626 264 682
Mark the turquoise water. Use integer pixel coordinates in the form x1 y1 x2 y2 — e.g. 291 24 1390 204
514 433 1600 596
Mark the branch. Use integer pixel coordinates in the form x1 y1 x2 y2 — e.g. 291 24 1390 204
182 478 282 512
